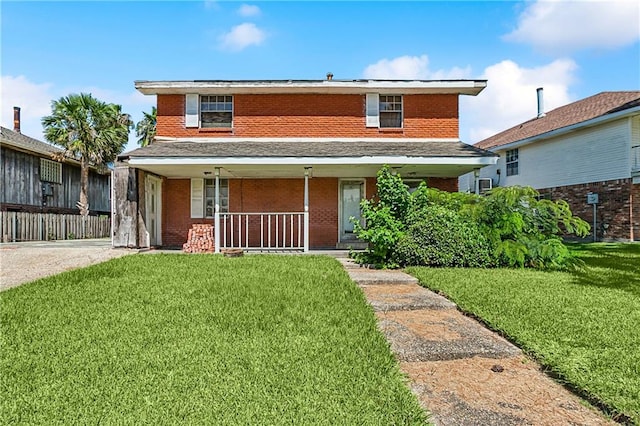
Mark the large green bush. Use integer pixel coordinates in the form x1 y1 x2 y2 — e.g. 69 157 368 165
352 166 590 270
392 205 494 267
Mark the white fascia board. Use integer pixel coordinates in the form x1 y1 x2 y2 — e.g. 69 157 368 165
134 80 487 96
488 106 640 153
153 137 461 143
128 156 498 166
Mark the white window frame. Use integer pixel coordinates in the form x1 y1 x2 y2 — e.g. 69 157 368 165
40 158 62 184
379 95 403 128
204 178 228 217
190 178 229 219
200 95 233 129
506 148 519 176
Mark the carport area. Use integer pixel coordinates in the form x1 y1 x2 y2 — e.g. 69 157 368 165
0 238 133 291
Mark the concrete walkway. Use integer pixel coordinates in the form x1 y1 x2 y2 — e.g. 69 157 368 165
338 257 612 426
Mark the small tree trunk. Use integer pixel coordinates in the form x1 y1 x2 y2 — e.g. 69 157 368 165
80 157 90 217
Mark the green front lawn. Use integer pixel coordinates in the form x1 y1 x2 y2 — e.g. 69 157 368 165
1 255 426 424
407 243 640 423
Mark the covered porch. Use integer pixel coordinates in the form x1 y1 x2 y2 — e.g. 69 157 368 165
113 139 498 251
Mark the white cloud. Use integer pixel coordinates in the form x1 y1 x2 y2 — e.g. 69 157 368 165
0 74 155 153
363 55 471 80
460 59 577 143
504 0 640 53
238 4 260 17
218 23 266 51
1 75 56 141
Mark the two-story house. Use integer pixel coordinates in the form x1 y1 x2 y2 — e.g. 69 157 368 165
113 78 498 251
460 91 640 241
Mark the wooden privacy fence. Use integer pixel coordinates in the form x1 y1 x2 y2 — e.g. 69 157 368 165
0 212 111 242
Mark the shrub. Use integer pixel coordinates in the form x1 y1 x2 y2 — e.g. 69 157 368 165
393 206 494 268
466 186 590 270
352 167 589 271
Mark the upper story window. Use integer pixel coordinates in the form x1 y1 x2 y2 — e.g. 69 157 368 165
365 93 403 129
506 148 519 176
379 95 403 128
201 95 233 128
40 158 62 184
185 94 232 129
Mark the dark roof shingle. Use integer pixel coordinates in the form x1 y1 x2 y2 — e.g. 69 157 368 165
475 91 640 150
0 126 63 157
122 140 497 160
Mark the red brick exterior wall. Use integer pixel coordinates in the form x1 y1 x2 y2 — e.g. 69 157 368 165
156 94 458 139
162 178 339 248
428 177 459 192
162 179 213 247
156 92 464 247
162 175 464 248
539 179 639 241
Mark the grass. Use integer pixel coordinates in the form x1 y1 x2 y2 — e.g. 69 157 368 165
407 243 640 424
0 254 426 424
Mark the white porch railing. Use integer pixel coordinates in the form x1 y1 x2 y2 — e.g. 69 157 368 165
632 145 640 174
218 212 308 251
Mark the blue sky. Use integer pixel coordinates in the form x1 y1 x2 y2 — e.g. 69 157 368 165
2 1 639 153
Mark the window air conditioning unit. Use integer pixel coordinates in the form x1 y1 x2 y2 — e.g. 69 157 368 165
478 178 493 194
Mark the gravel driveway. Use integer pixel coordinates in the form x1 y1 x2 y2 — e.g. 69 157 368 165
0 238 134 292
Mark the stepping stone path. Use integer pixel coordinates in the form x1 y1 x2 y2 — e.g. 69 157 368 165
338 257 613 426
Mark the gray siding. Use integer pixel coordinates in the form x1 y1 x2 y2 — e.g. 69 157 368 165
1 146 110 213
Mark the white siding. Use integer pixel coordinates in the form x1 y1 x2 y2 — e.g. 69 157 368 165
496 118 631 189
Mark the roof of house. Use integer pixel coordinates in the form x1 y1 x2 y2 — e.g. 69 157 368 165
0 126 63 157
135 79 488 96
121 140 496 160
475 91 640 150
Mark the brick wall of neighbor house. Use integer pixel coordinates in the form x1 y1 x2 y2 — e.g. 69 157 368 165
539 178 639 241
156 94 458 139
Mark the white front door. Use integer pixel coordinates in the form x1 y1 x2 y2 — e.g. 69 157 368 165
145 176 162 246
340 180 364 242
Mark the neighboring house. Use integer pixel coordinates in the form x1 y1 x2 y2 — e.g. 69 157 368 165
114 78 498 251
1 108 111 215
460 91 640 241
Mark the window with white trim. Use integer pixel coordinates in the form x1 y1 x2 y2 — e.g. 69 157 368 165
191 178 229 219
506 149 519 176
40 158 62 184
379 95 403 128
204 178 228 217
365 93 403 128
201 95 232 128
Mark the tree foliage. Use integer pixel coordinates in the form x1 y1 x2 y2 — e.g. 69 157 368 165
135 106 157 147
42 93 132 215
352 166 590 270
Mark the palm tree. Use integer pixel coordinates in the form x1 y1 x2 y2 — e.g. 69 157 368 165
42 93 132 216
135 106 156 147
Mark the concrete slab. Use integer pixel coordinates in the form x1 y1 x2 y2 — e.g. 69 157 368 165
402 356 612 426
361 284 456 311
376 310 521 361
347 269 419 285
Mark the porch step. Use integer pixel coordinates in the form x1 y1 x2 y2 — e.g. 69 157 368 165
336 241 368 250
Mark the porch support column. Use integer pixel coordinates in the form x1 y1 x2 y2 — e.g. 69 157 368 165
304 167 311 252
473 168 480 196
214 167 221 254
